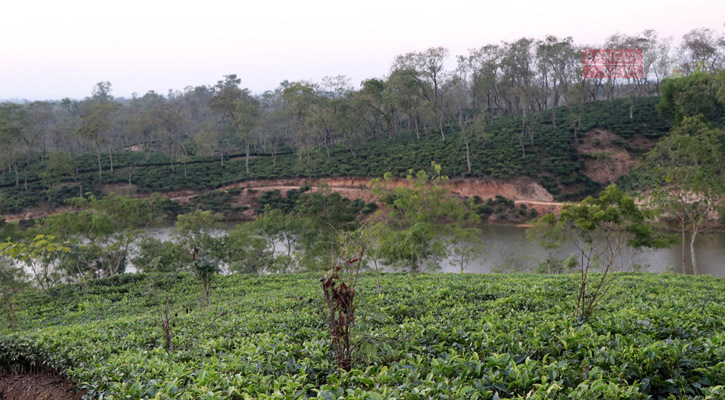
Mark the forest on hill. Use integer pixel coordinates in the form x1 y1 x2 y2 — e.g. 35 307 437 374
0 97 680 215
2 28 724 215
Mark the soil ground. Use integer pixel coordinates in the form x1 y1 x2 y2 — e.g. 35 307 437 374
0 371 84 400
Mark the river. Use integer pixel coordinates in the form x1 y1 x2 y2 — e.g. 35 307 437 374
135 224 725 277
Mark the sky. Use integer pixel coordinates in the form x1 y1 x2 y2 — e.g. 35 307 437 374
2 0 724 100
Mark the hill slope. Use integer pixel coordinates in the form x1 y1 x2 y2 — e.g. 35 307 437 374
2 272 725 399
0 98 674 215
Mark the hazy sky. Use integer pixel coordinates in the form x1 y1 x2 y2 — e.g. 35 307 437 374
2 0 723 100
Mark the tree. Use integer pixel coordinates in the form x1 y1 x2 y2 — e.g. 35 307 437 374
536 36 575 126
292 185 363 270
256 89 292 166
679 28 724 74
210 76 259 174
658 71 722 126
175 210 223 258
394 47 449 140
543 185 669 319
387 68 426 139
26 101 55 162
128 91 165 162
0 234 70 290
133 237 191 273
216 224 277 274
449 224 485 273
371 163 481 272
0 257 28 330
79 83 119 184
0 104 27 188
192 253 220 307
244 208 296 271
460 115 490 173
362 221 391 289
526 212 567 273
639 116 724 274
356 78 397 140
35 194 160 279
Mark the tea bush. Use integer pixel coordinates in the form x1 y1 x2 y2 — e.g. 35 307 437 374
1 272 724 399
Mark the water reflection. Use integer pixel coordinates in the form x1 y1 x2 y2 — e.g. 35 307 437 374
435 225 724 276
135 224 725 276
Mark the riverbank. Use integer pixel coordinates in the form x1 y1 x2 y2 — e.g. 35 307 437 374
3 176 562 222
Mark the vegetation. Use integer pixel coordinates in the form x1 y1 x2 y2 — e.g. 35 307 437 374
0 96 681 215
371 164 482 272
638 117 725 274
531 185 671 319
1 25 725 400
2 273 725 399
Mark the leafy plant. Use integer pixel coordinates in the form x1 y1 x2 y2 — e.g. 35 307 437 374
191 254 220 307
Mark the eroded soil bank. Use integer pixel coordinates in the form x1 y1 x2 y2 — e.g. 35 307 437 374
0 371 84 400
4 176 563 222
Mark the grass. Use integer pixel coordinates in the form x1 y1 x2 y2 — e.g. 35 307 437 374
1 272 725 399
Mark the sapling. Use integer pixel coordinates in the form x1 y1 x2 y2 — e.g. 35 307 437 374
537 185 670 320
192 254 220 307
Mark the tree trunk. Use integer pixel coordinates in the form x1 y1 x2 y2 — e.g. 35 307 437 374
7 299 17 331
690 224 699 275
464 137 471 173
13 165 19 188
108 145 114 173
518 133 526 158
681 218 686 274
96 146 103 185
245 142 250 174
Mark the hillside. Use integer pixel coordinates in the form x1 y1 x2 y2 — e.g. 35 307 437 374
2 273 724 399
0 98 674 216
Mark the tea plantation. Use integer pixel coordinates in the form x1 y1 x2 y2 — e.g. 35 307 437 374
1 272 724 399
0 97 683 214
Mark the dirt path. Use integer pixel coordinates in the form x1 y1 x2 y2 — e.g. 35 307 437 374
0 371 84 400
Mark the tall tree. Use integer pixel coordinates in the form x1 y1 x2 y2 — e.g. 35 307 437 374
640 116 724 274
210 75 260 173
79 82 119 184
